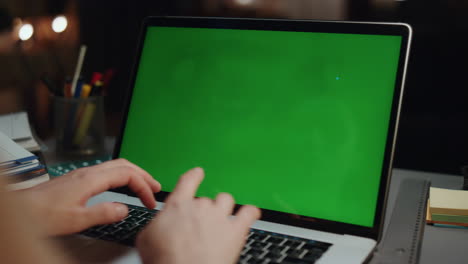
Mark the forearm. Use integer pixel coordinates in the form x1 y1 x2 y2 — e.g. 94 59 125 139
0 181 76 264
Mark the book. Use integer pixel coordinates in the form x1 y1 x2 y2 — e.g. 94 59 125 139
0 112 33 140
0 112 41 152
0 131 49 189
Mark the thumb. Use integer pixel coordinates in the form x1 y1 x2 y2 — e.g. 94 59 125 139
84 202 128 226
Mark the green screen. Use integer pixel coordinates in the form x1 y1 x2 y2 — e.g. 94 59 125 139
120 26 402 227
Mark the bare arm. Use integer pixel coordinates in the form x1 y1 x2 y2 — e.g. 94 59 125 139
0 179 74 264
0 158 160 263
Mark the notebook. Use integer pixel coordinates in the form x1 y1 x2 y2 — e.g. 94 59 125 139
85 17 412 263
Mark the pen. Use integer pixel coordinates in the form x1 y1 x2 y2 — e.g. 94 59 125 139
81 84 92 98
74 78 84 98
64 78 72 97
90 72 103 86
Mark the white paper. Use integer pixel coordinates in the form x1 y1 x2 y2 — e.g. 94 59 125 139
0 131 34 163
0 112 34 141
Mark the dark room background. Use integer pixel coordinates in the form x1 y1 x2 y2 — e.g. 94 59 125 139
1 0 467 175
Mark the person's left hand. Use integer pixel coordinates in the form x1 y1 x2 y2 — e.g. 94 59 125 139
17 158 161 236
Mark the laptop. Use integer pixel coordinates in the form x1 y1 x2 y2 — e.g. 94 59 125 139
84 16 412 264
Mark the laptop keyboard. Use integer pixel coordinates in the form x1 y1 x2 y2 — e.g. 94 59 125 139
80 204 332 264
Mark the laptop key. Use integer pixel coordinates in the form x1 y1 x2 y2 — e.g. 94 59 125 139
284 248 307 259
251 241 269 250
113 229 129 239
239 254 252 263
249 249 266 258
138 218 151 226
268 245 286 255
100 224 120 234
267 236 285 245
241 247 251 256
302 242 330 251
145 211 156 217
281 257 312 264
130 210 145 217
124 216 142 224
250 233 268 242
283 239 302 249
264 252 283 262
118 222 138 230
246 257 266 264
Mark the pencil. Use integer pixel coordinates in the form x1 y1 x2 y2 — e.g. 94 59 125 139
71 45 87 96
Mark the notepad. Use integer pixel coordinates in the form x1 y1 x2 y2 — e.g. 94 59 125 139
429 187 468 216
431 213 468 224
427 187 468 227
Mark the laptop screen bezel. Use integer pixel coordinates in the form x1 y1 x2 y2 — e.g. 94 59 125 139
112 16 412 241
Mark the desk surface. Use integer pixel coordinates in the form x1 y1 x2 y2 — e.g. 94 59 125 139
388 169 468 264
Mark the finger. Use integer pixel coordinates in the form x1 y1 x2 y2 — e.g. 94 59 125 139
89 159 162 193
234 205 261 231
167 167 204 203
116 159 162 193
83 202 128 227
83 166 156 209
143 173 162 193
82 158 127 170
195 197 214 209
215 193 235 215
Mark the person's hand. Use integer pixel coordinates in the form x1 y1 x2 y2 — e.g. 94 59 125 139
136 167 261 264
18 158 161 236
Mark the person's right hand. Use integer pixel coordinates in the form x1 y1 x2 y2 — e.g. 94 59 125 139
136 167 261 264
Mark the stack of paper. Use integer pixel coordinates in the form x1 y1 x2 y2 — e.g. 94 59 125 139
427 187 468 227
0 112 41 152
0 131 48 189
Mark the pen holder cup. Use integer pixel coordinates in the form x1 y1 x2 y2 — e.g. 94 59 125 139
54 96 105 156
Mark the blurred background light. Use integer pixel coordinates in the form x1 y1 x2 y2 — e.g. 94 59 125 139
235 0 255 6
18 23 33 41
52 15 67 33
